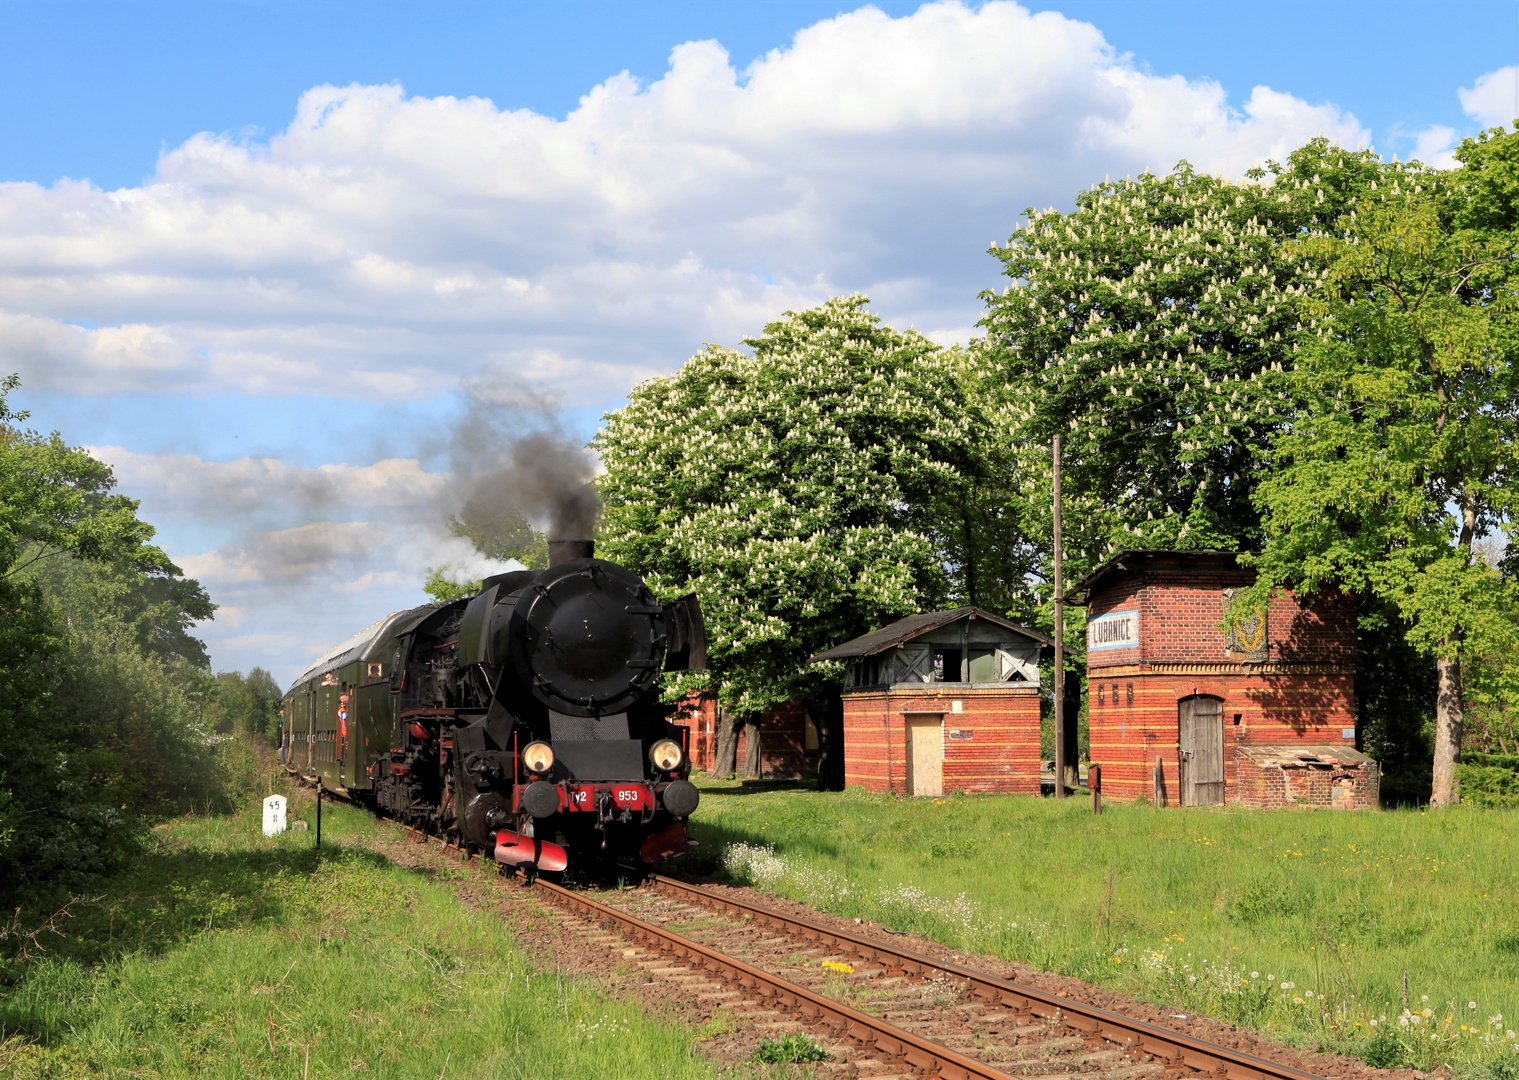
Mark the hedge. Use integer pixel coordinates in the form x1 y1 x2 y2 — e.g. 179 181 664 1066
1456 756 1519 808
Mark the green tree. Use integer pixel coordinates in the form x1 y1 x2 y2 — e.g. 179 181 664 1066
977 140 1392 589
203 668 285 801
593 296 992 787
422 570 478 604
205 668 283 740
0 375 221 896
1242 126 1519 807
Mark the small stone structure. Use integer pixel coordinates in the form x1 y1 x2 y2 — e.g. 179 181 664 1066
811 607 1059 797
1067 549 1371 809
1234 745 1380 809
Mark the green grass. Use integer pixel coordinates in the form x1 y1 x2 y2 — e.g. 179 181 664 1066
686 779 1519 1075
0 800 725 1079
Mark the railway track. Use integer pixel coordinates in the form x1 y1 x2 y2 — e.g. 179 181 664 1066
402 827 1327 1080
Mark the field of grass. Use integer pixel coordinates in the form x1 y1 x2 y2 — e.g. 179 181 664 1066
0 798 727 1080
687 780 1519 1076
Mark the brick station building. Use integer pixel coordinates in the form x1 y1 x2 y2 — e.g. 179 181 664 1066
1066 549 1378 808
810 607 1061 797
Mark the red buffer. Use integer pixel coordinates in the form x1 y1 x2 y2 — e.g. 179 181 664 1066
493 829 569 872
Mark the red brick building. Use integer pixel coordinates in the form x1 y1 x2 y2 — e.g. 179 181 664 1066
1067 550 1377 809
673 697 820 779
810 607 1058 797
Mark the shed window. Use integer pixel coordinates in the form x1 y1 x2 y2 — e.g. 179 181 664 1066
932 648 963 682
967 648 997 683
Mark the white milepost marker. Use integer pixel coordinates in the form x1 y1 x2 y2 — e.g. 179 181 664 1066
263 795 288 837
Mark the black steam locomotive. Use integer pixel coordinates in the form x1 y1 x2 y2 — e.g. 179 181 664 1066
281 540 705 873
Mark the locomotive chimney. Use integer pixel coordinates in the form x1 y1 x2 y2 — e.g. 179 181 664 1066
547 539 594 565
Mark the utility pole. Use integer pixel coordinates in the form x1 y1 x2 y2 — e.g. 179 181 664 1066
1052 434 1066 799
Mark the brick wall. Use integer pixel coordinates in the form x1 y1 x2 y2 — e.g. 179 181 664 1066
1087 671 1356 803
669 697 818 779
1088 564 1356 669
843 684 1041 796
1234 746 1380 809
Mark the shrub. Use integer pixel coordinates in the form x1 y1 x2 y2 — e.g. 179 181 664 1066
1456 763 1519 808
1463 752 1519 771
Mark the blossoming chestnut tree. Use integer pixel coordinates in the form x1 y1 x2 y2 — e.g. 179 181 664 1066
593 297 998 787
977 138 1389 587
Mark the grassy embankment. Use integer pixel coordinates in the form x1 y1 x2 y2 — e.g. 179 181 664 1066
0 797 726 1080
690 780 1519 1075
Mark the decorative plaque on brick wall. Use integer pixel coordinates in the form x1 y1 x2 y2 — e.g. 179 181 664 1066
1221 587 1269 661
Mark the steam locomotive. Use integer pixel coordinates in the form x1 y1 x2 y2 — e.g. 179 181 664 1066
281 540 705 874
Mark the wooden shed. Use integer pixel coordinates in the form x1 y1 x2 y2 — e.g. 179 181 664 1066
1065 550 1375 808
810 607 1059 797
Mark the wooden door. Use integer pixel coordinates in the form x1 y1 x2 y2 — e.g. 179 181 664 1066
1178 696 1225 805
905 714 943 797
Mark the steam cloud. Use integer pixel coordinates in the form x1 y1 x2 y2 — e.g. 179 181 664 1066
445 366 601 540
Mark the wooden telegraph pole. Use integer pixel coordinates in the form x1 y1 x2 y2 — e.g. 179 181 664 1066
1052 434 1066 798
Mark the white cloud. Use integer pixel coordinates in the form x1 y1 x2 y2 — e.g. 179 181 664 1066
0 0 1367 403
89 445 449 517
1461 66 1519 128
1405 124 1460 170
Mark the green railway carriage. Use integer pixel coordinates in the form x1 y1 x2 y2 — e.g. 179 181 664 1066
282 608 430 793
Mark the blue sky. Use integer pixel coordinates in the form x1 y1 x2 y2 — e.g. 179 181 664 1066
1 0 1512 683
1 1 1511 189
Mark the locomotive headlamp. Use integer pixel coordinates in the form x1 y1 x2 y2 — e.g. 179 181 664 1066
650 739 683 771
522 742 555 774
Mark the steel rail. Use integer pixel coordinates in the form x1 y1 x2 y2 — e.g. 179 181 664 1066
648 875 1325 1080
530 877 1020 1080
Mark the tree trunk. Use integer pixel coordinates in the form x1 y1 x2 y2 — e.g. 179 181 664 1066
742 718 762 779
1430 657 1463 807
709 705 741 779
810 688 846 791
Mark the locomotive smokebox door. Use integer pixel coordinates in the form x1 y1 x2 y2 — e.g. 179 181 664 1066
509 558 667 718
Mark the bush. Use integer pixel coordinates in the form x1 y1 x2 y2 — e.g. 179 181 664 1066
1361 1031 1410 1068
1458 762 1519 808
1463 752 1519 771
1472 1053 1519 1080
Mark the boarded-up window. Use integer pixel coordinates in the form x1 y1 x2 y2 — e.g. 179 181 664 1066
894 644 933 683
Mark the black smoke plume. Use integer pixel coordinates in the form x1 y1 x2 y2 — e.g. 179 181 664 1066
444 367 601 541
